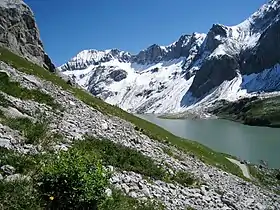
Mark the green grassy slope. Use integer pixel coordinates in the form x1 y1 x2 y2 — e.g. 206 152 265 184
211 97 280 128
0 47 242 177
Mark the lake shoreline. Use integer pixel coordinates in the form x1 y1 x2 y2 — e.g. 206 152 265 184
158 112 280 129
137 114 280 169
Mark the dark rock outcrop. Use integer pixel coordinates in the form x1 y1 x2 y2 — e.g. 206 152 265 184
132 33 205 65
240 20 280 75
189 54 239 98
0 0 55 71
132 44 166 65
109 69 127 82
204 24 227 53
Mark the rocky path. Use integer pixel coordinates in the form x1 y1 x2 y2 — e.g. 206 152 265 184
226 158 251 180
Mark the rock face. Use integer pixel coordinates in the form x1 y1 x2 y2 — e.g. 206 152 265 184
0 0 55 71
187 0 280 98
240 20 280 75
189 54 239 98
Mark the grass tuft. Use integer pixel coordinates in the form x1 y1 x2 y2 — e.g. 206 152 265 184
75 137 166 180
100 189 164 210
0 93 12 108
4 117 48 145
170 170 197 187
0 71 61 110
0 148 38 175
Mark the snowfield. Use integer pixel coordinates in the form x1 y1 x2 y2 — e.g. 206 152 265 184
62 58 280 114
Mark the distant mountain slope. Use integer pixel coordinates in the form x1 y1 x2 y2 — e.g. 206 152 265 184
59 0 280 114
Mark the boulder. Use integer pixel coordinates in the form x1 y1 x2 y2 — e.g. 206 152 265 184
1 165 15 175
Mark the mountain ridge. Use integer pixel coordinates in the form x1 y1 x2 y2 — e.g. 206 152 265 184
59 32 206 72
59 0 280 115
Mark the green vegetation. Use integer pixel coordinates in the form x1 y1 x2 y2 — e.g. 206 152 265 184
186 207 196 210
0 115 49 145
37 147 109 209
0 71 61 110
0 180 41 210
100 190 164 210
249 165 280 186
169 170 197 187
0 148 38 175
0 143 164 209
75 138 197 186
162 146 174 157
75 138 166 180
6 117 48 144
245 96 280 127
0 93 12 108
0 47 242 177
211 97 280 128
248 165 280 195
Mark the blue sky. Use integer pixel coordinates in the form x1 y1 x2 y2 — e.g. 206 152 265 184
25 0 267 66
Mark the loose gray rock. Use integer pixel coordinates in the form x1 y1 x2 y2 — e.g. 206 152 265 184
5 174 31 182
1 165 15 175
105 188 112 197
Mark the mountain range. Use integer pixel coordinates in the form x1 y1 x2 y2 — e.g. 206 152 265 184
59 0 280 114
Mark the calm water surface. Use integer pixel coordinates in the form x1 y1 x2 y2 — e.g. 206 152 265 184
137 115 280 168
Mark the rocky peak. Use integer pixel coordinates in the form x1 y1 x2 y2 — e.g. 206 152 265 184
60 32 207 72
247 0 280 33
203 24 228 53
0 0 55 71
177 34 192 45
187 0 280 99
132 44 166 64
59 49 131 71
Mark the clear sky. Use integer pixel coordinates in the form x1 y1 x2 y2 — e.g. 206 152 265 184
25 0 267 66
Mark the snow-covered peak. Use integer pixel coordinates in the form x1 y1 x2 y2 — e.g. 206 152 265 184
59 32 207 71
72 49 130 63
59 49 131 71
228 0 280 44
246 0 280 25
0 0 27 8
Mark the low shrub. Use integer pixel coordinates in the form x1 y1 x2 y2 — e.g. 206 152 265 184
170 170 197 186
37 148 109 209
75 138 166 180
